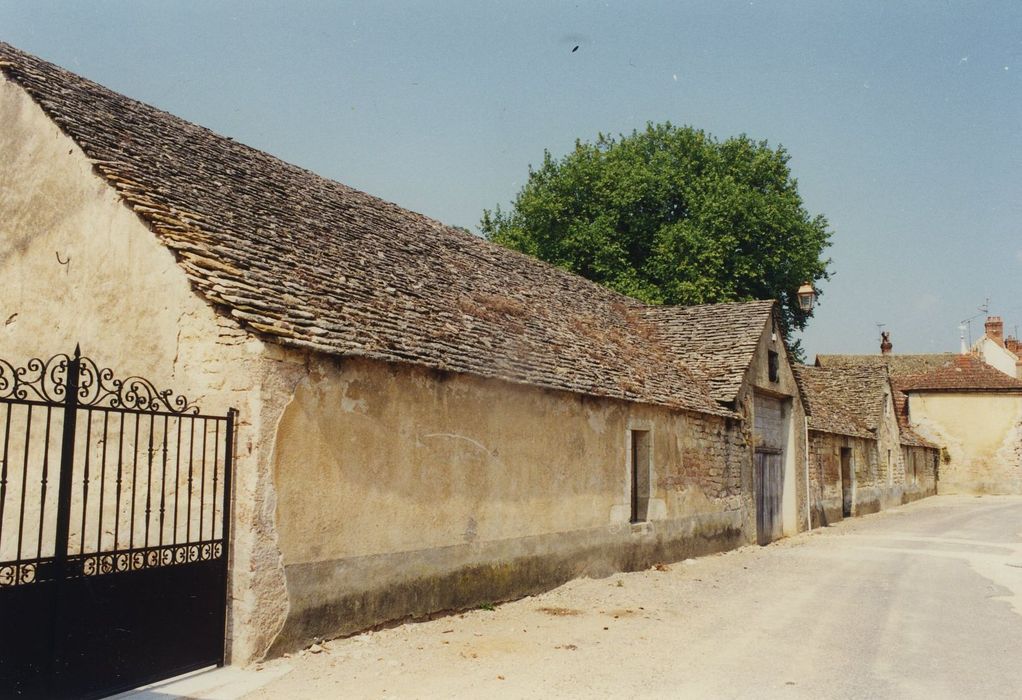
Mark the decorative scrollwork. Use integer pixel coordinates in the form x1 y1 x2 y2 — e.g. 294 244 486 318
0 354 71 403
0 347 200 414
0 561 39 587
68 539 224 579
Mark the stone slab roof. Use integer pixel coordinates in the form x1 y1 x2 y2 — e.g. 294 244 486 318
0 43 734 416
791 365 878 439
816 354 956 376
644 301 776 404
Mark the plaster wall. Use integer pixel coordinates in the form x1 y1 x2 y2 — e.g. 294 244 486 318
974 337 1019 379
909 392 1022 494
0 78 296 663
269 355 751 653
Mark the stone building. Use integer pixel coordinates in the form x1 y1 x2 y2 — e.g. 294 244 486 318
647 302 809 542
817 352 1020 496
0 41 809 680
794 364 937 527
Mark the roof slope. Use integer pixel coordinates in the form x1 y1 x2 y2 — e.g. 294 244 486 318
897 354 1022 393
792 365 882 439
887 383 936 448
0 42 728 416
816 354 956 376
817 353 1014 447
818 353 1022 392
644 301 775 403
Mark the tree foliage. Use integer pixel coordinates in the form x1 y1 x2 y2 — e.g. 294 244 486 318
481 122 832 352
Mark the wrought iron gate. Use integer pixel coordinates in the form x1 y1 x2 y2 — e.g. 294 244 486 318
0 347 235 699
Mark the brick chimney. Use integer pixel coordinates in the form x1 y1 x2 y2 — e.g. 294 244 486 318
985 316 1004 346
880 330 892 355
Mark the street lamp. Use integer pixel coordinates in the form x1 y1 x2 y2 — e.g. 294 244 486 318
796 282 816 312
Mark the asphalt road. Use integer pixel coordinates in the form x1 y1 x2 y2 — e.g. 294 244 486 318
248 495 1022 699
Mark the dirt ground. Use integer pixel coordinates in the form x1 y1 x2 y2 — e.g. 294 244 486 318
244 495 1022 699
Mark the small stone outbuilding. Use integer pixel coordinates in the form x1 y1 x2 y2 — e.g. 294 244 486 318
794 364 937 527
647 302 809 542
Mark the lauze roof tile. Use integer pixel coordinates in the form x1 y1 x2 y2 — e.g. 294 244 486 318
0 42 739 416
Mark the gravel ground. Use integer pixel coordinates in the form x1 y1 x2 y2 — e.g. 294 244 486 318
245 495 1022 699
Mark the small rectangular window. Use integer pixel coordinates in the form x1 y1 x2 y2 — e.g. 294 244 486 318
630 430 651 523
768 351 779 383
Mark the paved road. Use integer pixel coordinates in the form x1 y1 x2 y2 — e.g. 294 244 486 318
248 495 1022 699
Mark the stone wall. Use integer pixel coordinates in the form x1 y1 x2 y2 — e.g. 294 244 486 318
900 445 938 502
267 354 752 654
806 431 874 527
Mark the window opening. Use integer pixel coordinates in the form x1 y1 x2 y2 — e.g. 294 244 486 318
630 430 651 523
768 351 779 382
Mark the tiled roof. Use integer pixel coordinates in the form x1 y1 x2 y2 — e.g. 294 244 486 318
897 354 1022 393
791 365 881 439
819 353 1022 392
644 301 775 404
817 353 1012 447
0 43 733 416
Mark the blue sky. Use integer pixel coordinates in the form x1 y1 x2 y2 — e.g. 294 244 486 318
2 1 1020 357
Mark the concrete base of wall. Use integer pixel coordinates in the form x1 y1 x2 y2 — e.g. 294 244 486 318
268 511 748 656
854 498 881 517
810 503 844 529
901 486 937 503
937 481 1022 496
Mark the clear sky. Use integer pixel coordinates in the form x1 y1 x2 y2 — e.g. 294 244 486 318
2 1 1019 358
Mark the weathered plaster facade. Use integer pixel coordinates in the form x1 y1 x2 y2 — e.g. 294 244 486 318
268 354 751 653
736 318 808 537
0 76 295 663
908 393 1022 494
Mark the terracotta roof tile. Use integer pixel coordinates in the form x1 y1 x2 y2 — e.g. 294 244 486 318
898 354 1022 393
0 43 735 416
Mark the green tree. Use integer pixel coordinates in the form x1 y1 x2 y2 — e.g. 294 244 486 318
481 122 832 353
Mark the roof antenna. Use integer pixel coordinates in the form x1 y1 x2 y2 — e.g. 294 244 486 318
959 297 990 353
875 322 886 352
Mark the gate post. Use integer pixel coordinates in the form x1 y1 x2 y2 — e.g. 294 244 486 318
44 345 81 693
51 345 81 582
218 407 237 666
